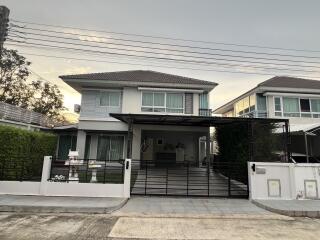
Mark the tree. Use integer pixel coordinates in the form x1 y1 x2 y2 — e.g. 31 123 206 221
0 48 32 107
30 80 65 118
0 48 66 119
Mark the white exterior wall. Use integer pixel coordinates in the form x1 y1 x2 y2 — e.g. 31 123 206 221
248 162 320 200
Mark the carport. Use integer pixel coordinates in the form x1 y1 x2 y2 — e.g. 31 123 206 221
111 113 290 198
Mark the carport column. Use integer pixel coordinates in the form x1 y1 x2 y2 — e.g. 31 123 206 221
248 120 254 162
127 120 133 159
285 121 291 162
76 130 86 159
206 130 210 170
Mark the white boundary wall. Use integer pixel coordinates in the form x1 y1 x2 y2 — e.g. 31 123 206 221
0 156 131 198
248 162 320 200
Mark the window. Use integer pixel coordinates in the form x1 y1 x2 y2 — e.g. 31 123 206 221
249 94 256 112
234 94 258 117
274 97 282 116
97 135 124 161
273 96 320 118
166 93 184 113
283 97 299 117
300 99 311 117
311 99 320 118
100 92 120 107
199 93 208 109
57 135 77 160
141 92 184 113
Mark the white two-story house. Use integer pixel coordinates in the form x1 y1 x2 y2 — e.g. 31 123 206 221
213 76 320 162
59 70 217 166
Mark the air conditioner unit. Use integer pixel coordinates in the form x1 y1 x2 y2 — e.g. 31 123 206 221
74 104 81 113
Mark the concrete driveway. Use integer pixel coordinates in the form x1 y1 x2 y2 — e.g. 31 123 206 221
113 196 283 219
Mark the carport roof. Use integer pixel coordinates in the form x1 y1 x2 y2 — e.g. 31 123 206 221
110 113 288 127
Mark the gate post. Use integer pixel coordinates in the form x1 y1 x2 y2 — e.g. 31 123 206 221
40 156 52 195
123 159 131 198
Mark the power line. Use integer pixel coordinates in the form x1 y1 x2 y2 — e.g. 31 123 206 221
7 40 320 74
6 43 320 80
11 19 320 54
10 24 320 61
9 34 320 69
19 51 320 80
9 39 320 73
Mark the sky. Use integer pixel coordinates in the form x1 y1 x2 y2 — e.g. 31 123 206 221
2 0 320 112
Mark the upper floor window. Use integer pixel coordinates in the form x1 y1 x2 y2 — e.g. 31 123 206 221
283 97 299 117
273 96 320 118
235 94 256 116
141 92 184 113
100 92 120 107
274 97 282 117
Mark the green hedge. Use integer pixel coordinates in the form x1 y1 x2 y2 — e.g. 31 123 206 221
0 125 57 181
215 122 281 183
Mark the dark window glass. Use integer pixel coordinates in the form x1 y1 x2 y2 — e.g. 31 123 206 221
300 99 310 112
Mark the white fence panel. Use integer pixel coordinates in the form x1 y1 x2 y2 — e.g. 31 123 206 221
248 162 320 200
0 156 131 198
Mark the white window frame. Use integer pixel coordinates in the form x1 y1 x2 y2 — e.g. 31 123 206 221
273 96 283 117
282 97 300 118
141 91 185 114
99 91 121 107
273 96 320 118
309 98 320 118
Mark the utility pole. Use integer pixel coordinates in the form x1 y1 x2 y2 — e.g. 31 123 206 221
0 6 10 57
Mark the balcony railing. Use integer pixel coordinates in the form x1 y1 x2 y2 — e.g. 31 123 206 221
0 101 55 127
199 108 213 116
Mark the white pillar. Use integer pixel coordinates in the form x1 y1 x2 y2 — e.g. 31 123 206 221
76 130 86 159
123 159 131 198
89 135 98 159
40 156 52 195
288 163 296 199
132 126 141 160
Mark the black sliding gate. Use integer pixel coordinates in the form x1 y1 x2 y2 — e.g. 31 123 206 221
130 160 249 198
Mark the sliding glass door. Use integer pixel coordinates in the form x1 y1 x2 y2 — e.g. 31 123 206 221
97 135 124 161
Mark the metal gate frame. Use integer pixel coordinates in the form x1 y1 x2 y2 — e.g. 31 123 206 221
130 160 249 198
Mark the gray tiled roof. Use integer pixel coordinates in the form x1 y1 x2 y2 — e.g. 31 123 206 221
258 76 320 89
60 70 217 86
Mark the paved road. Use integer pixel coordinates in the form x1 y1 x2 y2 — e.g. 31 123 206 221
1 197 320 239
0 213 320 240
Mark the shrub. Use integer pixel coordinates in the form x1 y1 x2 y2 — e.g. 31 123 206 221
215 121 281 183
0 125 57 181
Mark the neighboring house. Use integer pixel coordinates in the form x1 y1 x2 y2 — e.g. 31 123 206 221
59 70 217 166
0 101 53 131
213 76 320 162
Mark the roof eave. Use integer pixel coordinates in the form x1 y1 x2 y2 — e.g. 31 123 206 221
60 77 217 92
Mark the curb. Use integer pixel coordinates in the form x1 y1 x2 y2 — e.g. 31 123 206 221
252 200 320 218
0 198 129 214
